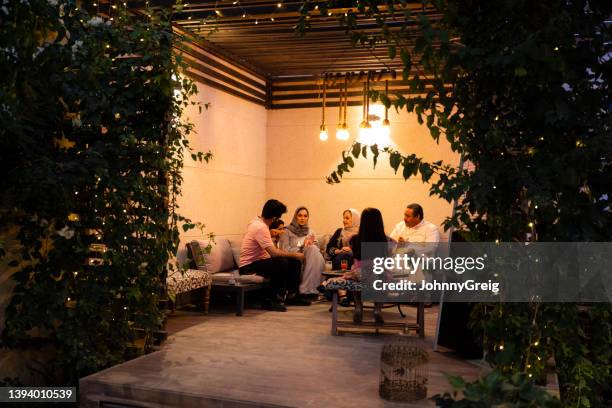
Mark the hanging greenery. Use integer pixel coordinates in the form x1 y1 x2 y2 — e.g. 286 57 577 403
0 0 210 384
298 0 611 406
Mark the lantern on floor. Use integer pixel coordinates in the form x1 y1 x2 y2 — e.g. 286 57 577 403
379 337 429 402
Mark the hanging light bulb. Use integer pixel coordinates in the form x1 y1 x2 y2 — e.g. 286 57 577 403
359 79 371 131
336 76 350 140
320 125 329 141
319 77 328 141
381 79 391 136
336 78 346 140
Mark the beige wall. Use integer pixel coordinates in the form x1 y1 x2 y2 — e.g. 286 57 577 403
265 106 460 239
178 83 267 246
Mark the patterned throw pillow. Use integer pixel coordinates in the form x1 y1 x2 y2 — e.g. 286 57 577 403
189 241 208 271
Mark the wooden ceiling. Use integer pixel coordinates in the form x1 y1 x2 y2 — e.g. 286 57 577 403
137 0 440 79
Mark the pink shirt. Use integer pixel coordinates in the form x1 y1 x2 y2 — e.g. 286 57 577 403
239 217 274 268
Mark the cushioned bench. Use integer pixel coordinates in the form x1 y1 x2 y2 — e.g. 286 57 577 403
166 268 212 314
187 239 269 316
325 279 424 337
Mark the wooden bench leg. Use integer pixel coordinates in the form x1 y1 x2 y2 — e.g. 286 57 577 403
331 290 338 336
203 284 211 315
417 302 425 338
236 286 245 316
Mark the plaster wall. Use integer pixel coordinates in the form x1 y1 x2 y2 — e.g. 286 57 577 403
178 83 267 246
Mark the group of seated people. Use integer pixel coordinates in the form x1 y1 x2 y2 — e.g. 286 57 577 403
238 199 440 317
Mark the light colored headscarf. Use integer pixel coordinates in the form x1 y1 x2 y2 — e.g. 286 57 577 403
340 208 360 246
286 206 310 237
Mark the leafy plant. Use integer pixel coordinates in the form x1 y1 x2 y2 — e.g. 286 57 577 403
433 371 561 407
0 0 210 383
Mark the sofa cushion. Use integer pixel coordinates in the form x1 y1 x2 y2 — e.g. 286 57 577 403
316 234 331 260
191 238 235 273
228 238 242 267
167 269 211 296
189 241 209 271
211 270 266 284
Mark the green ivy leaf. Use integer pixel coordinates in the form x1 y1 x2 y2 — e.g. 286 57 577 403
445 374 466 389
514 67 527 77
371 145 379 168
352 143 362 158
402 159 413 180
400 48 411 68
420 163 434 182
389 152 402 173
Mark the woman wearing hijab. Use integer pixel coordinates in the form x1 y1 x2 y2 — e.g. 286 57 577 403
278 206 325 296
326 209 360 270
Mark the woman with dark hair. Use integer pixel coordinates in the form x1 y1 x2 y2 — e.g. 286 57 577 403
278 206 325 296
326 208 360 270
324 207 390 323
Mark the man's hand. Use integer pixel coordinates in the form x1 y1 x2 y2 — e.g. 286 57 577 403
340 246 351 252
266 246 304 261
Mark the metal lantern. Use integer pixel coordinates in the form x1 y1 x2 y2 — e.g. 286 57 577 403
379 337 429 402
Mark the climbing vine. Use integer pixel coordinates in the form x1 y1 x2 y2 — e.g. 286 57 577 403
0 0 209 383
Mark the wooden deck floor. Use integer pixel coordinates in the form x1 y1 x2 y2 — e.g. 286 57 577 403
80 301 486 408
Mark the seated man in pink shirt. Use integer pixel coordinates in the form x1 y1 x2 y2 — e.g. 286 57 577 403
239 199 309 312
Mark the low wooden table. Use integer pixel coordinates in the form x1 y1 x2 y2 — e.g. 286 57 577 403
328 288 425 337
212 281 268 316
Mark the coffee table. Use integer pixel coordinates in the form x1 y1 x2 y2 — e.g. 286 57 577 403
322 270 345 278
